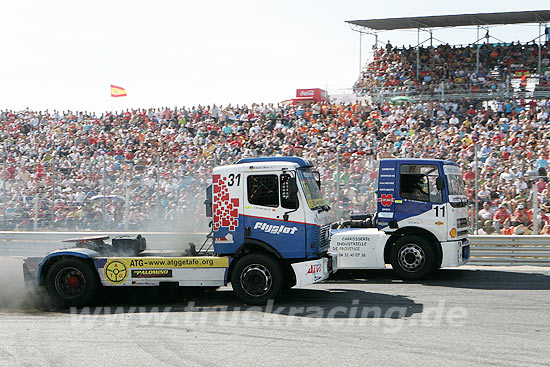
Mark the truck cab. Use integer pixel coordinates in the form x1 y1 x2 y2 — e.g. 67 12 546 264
331 158 470 279
209 157 332 260
377 159 469 244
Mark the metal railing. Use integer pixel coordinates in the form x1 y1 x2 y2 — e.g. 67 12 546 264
468 235 550 266
533 84 550 98
355 83 512 102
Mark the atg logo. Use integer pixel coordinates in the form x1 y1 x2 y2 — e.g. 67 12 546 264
254 222 298 235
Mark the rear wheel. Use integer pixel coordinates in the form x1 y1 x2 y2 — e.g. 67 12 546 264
45 258 99 308
231 253 284 305
390 236 436 280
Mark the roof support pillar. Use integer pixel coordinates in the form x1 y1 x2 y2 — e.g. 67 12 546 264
538 22 544 76
416 28 420 81
359 30 363 76
476 26 480 75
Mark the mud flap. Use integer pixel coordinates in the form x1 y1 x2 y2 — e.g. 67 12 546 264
291 256 332 288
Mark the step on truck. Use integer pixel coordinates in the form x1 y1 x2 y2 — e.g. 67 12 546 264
331 158 470 279
23 157 335 307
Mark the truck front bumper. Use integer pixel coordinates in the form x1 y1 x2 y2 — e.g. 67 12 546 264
440 238 470 267
291 253 337 288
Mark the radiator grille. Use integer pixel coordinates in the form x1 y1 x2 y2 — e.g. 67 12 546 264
318 224 331 251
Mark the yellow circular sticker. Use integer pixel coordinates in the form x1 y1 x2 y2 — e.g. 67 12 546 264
104 260 128 284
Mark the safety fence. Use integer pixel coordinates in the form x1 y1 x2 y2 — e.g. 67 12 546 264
0 152 380 231
1 232 549 266
0 155 212 233
2 150 549 237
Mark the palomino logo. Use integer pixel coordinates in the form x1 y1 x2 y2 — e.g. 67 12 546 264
254 222 298 235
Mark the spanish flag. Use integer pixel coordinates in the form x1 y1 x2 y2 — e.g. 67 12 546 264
111 85 127 97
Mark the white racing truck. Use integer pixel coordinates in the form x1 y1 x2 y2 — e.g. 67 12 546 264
331 158 470 279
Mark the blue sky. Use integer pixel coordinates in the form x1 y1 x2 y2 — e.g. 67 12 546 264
1 0 548 113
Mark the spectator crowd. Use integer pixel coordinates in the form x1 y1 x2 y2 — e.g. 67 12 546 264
354 41 550 96
2 94 550 235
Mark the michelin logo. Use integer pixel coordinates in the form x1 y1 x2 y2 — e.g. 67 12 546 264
254 222 298 235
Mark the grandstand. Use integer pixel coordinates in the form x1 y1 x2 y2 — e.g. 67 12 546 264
347 10 550 102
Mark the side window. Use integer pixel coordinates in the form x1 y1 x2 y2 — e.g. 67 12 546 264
280 174 298 209
400 165 442 203
247 175 279 207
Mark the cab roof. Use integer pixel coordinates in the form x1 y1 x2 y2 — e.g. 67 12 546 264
236 157 313 168
215 160 300 173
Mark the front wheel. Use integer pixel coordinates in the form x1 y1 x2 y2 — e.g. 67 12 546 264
231 253 284 305
390 236 437 280
45 258 99 308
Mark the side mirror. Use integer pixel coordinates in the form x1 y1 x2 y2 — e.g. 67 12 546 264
436 177 445 191
312 170 321 189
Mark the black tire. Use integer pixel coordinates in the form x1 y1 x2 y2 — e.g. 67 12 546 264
45 258 99 308
390 235 436 280
230 253 284 305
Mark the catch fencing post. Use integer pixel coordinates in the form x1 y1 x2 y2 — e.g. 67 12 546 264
50 158 55 229
156 155 161 220
473 144 479 233
336 147 341 220
532 183 540 235
124 182 129 231
102 155 106 231
2 151 6 230
33 193 39 231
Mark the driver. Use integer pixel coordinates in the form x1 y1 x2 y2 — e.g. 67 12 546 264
402 175 429 201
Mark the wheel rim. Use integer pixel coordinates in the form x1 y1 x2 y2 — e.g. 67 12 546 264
398 244 425 272
54 267 87 300
240 263 272 297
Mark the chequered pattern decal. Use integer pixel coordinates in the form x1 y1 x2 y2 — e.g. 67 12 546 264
213 174 239 231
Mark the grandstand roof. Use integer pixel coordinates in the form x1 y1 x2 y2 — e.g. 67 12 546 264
347 10 550 31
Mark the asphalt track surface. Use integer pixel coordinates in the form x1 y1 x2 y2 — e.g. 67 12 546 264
0 254 548 367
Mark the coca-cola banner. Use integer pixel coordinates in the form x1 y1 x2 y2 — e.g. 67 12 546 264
295 88 328 102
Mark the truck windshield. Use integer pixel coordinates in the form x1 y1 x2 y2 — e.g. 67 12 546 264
298 169 326 209
443 165 466 196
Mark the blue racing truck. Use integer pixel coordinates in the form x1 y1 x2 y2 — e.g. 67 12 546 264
330 158 470 279
24 157 334 307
